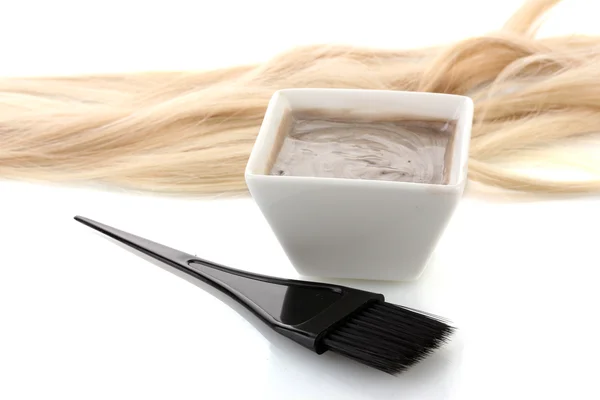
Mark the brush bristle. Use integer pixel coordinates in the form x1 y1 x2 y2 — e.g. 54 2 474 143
322 301 454 374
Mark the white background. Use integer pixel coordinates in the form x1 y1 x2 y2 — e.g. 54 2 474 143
1 1 599 399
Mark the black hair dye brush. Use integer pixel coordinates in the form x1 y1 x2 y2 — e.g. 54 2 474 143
74 216 455 375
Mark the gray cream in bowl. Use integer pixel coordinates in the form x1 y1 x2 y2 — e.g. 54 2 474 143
269 109 456 185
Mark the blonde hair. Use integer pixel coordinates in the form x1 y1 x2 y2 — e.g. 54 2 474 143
1 0 599 196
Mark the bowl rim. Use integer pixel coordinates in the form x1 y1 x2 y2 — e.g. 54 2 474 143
244 88 473 189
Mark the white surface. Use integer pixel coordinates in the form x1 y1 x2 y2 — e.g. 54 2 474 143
1 1 600 399
245 88 473 280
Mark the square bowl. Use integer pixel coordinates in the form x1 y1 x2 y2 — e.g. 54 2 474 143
245 88 473 281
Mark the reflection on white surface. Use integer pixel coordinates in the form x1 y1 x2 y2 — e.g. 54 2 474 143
1 180 599 399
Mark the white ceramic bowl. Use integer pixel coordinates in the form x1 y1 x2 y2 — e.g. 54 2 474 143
245 88 473 281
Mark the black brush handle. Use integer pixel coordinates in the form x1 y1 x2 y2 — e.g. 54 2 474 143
184 259 381 352
74 216 382 354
